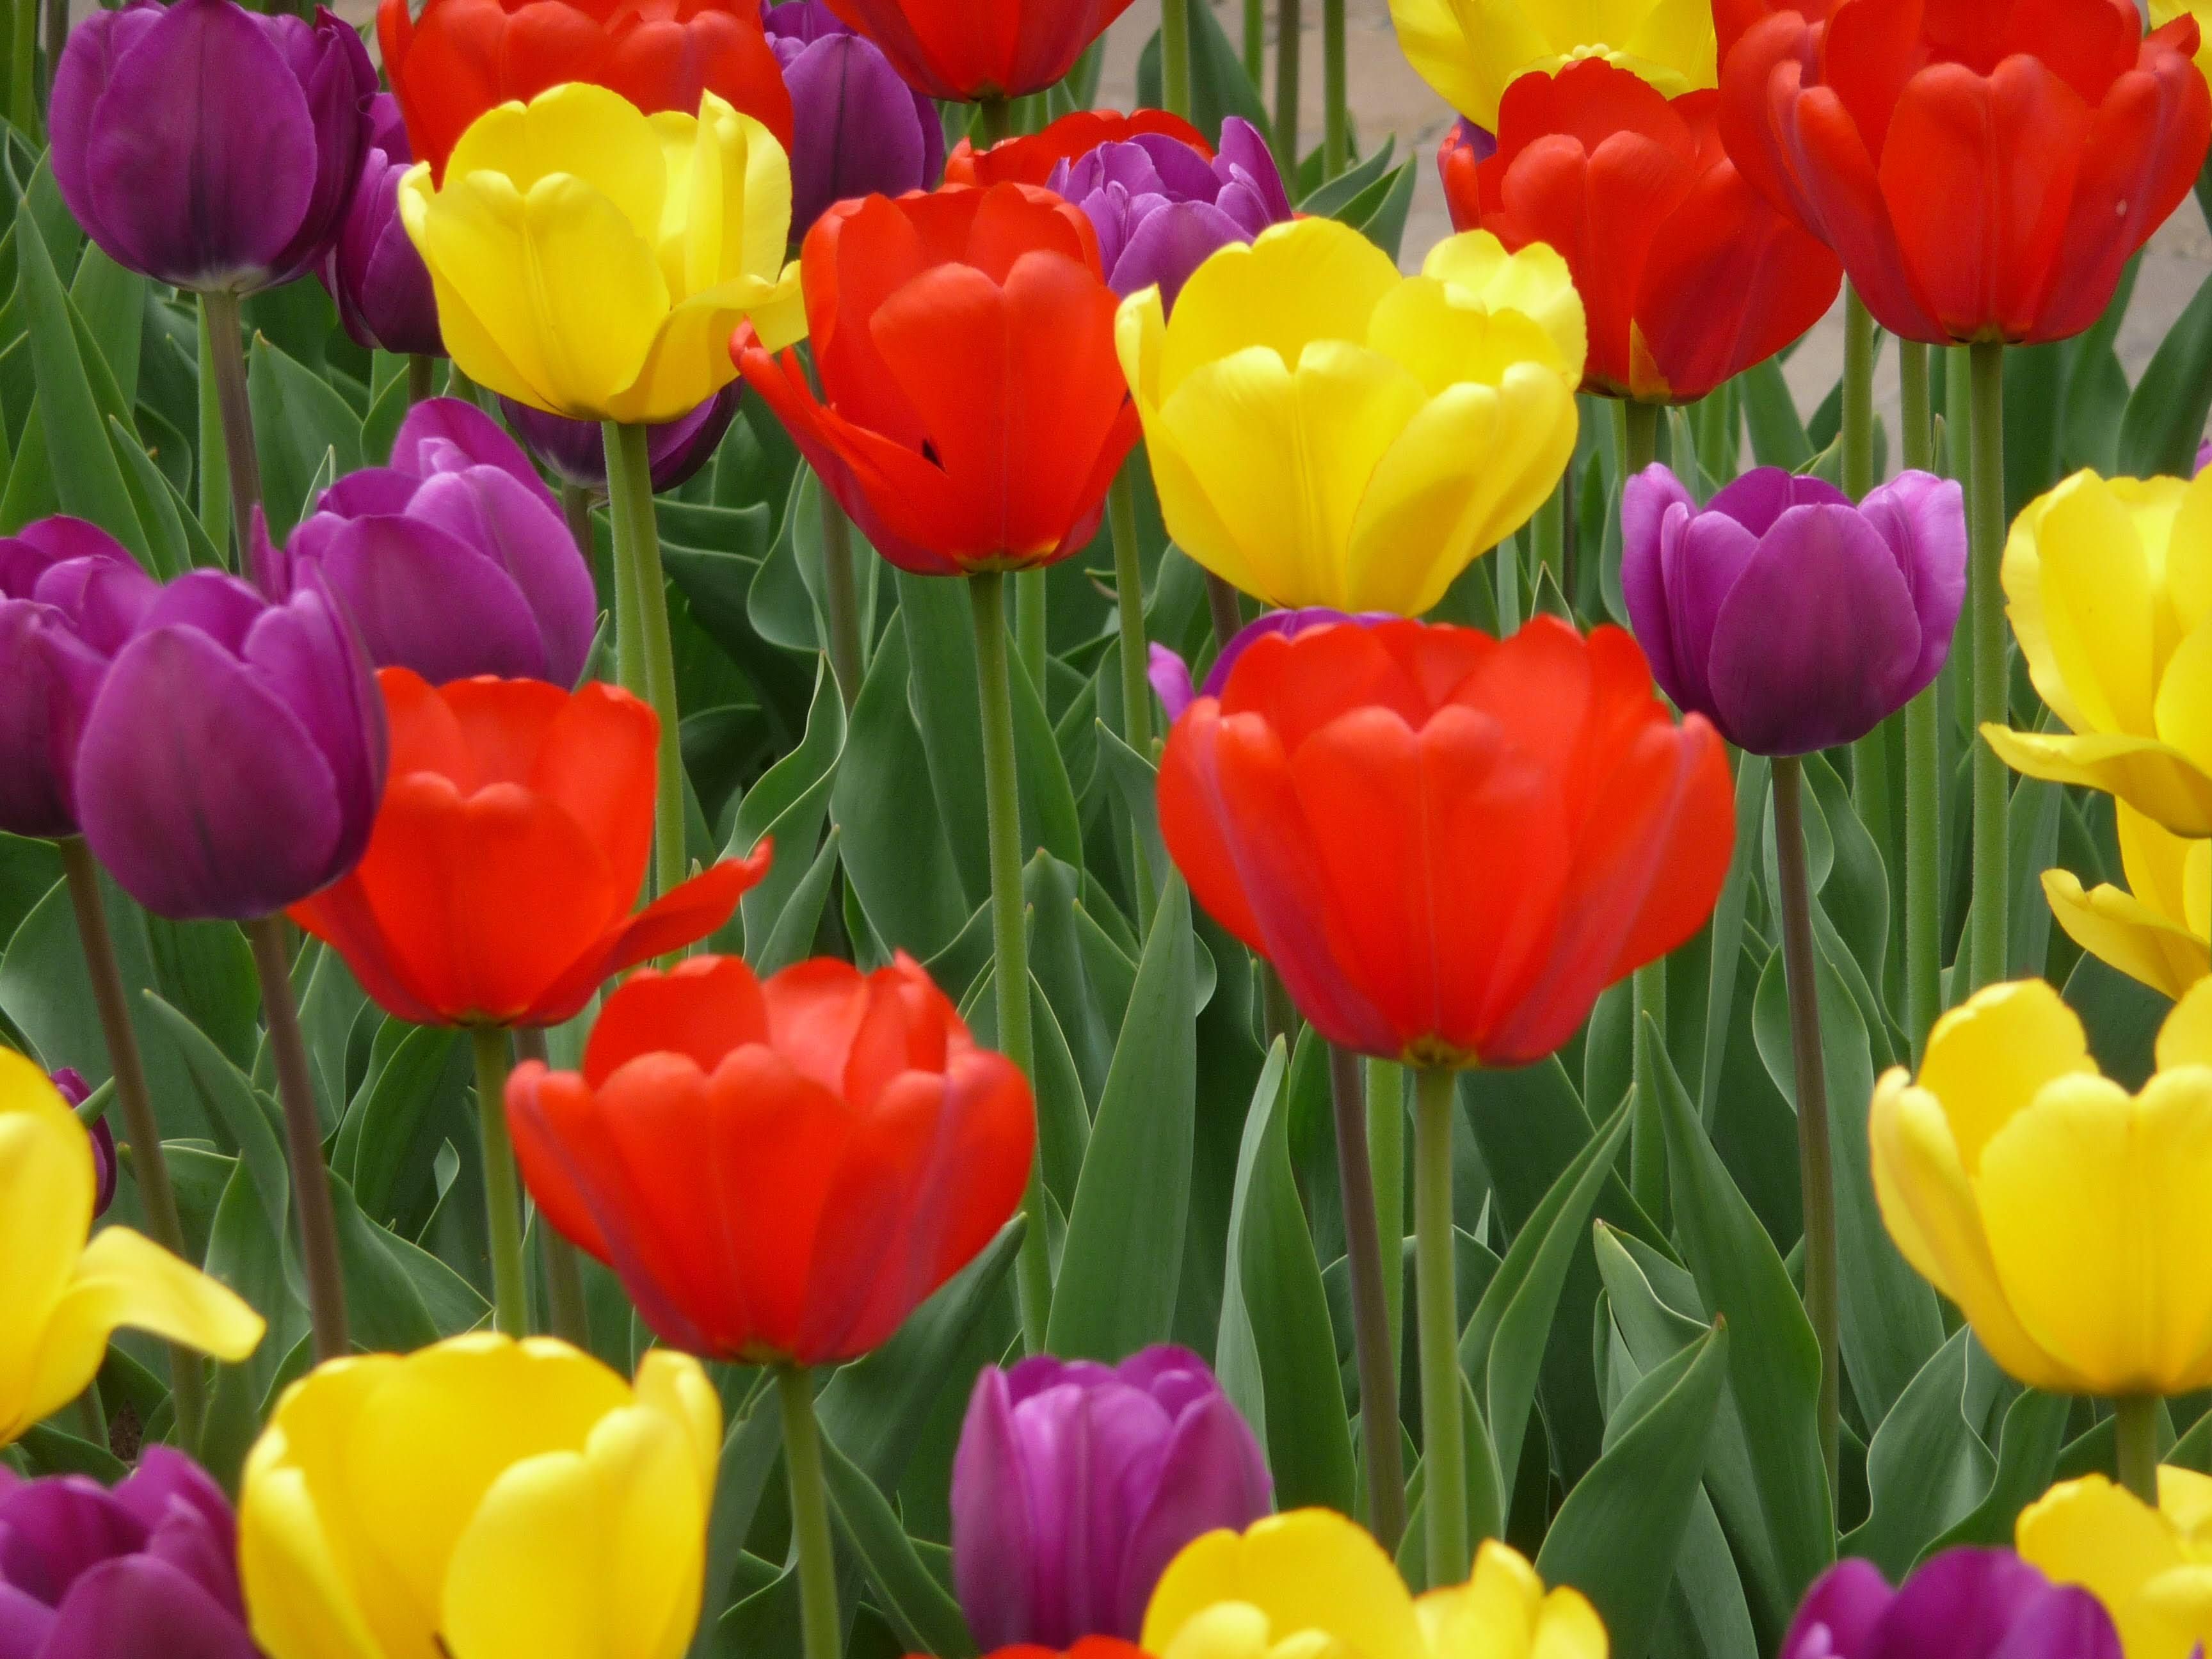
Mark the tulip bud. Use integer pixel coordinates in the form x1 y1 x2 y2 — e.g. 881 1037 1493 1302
45 1066 115 1219
499 388 742 495
765 1 945 239
319 95 442 359
1783 1550 2119 1659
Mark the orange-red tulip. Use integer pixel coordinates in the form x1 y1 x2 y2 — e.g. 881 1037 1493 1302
506 952 1035 1365
736 182 1139 575
943 109 1212 186
1712 0 1840 63
291 671 768 1027
820 0 1134 100
1159 616 1734 1068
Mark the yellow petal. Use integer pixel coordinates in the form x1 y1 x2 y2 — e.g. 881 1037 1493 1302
695 94 793 298
2160 1465 2212 1534
1384 0 1553 128
237 1464 391 1659
2020 1474 2190 1650
632 1347 723 1496
1529 1586 1609 1659
2159 980 2212 1071
602 278 759 424
2152 0 2212 74
1142 1510 1426 1659
1609 0 1715 85
1118 285 1169 412
2161 465 2212 634
1983 724 2212 839
2133 1566 2212 1659
2154 623 2212 781
1160 219 1402 403
2042 867 2208 1004
1916 978 2095 1172
1414 233 1586 383
0 1051 93 1435
2024 471 2162 737
447 83 665 249
1417 1541 1596 1659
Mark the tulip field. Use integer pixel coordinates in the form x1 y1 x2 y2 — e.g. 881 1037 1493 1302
12 0 2212 1654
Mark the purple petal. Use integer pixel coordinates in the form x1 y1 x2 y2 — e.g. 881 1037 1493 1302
0 1582 56 1659
1148 643 1197 723
783 33 939 236
1112 1390 1272 1636
240 584 384 883
644 385 741 493
46 3 166 263
0 604 107 838
1129 132 1221 199
950 1366 1039 1651
1620 463 1700 707
136 570 267 655
1864 1548 2053 1659
1112 198 1254 308
1443 115 1496 166
259 6 376 288
1022 1380 1178 1643
1199 608 1370 700
1704 466 1851 537
409 469 598 684
321 148 441 357
0 1480 145 1602
312 469 421 525
0 518 136 597
364 88 408 159
40 1556 258 1659
1984 1583 2124 1659
1783 1558 1894 1659
1215 118 1292 223
311 514 555 683
1859 470 1966 701
764 0 849 43
114 1450 239 1615
89 1117 116 1216
392 397 555 509
500 400 611 490
1112 1343 1215 1413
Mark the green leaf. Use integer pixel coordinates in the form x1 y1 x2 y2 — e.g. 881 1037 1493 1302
692 1393 786 1659
1134 0 1269 143
139 993 290 1257
1046 878 1198 1360
1923 1384 2069 1559
819 1425 978 1659
2119 262 2212 479
1841 1327 1996 1578
1741 358 1813 470
335 1022 465 1224
725 661 844 954
248 333 364 540
1702 756 1770 1123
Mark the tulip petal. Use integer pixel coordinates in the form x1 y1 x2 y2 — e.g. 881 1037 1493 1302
2042 868 2209 1002
2018 1474 2183 1624
40 1556 260 1659
524 855 766 1025
312 517 550 683
1917 977 2096 1170
581 956 771 1087
0 1053 94 1427
1158 219 1403 401
2019 472 2162 737
1141 1509 1425 1659
1115 1393 1278 1635
445 83 665 245
1982 725 2212 839
235 1465 389 1659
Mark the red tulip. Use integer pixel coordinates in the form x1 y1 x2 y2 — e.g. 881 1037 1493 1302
1713 0 1842 64
1719 0 2209 346
1441 58 1839 403
819 0 1134 100
735 183 1139 576
944 108 1212 186
507 952 1034 1365
1158 616 1735 1068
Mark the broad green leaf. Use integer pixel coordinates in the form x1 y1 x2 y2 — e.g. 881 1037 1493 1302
723 661 844 954
691 1391 785 1659
1703 755 1770 1124
1842 1327 1995 1577
247 334 362 540
1923 1384 2069 1559
819 1425 977 1659
2119 262 2212 478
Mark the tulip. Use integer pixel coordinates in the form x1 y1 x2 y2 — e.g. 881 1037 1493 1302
49 0 374 296
238 1334 721 1659
319 95 442 360
1622 465 1966 755
1712 0 1841 61
71 567 384 922
1982 469 2212 837
2158 1 2212 79
505 950 1034 1363
378 0 792 180
1386 0 1713 133
737 182 1139 576
501 390 742 496
1117 216 1584 614
2044 805 2209 1002
1783 1550 2120 1659
1147 607 1386 724
947 108 1212 186
952 1347 1272 1649
2017 1470 2212 1659
0 1447 260 1659
816 0 1132 100
255 398 597 687
765 1 945 238
1870 975 2212 1395
971 1647 1152 1659
1443 60 1840 404
291 671 765 1027
1720 0 2209 348
46 1067 115 1219
1139 1507 1605 1659
0 1048 262 1446
399 83 805 426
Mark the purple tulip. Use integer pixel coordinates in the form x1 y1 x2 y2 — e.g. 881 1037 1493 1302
765 2 945 238
1046 117 1293 309
0 1447 257 1659
2195 437 2209 477
498 388 740 495
1622 464 1967 756
318 94 440 358
1783 1550 2120 1659
255 398 597 687
1147 607 1388 723
951 1345 1272 1649
49 0 374 295
45 1068 115 1219
74 562 385 922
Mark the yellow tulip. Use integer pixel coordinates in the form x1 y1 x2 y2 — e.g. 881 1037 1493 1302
1869 977 2212 1395
0 1045 262 1445
1140 1507 1605 1659
1982 469 2212 837
1386 0 1715 132
2018 1469 2212 1659
2152 2 2212 81
2044 803 2209 1002
399 83 806 425
239 1333 721 1659
1117 219 1584 616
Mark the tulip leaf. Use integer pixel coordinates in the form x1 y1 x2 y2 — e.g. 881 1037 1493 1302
1740 359 1812 470
1025 851 1130 1108
68 244 141 409
691 1393 787 1659
1133 0 1269 147
966 961 1091 1210
1702 755 1770 1125
748 466 828 655
1921 1384 2070 1559
752 827 844 977
722 660 844 956
15 1423 127 1484
1841 1326 1996 1578
1396 1370 1507 1591
818 1424 979 1659
139 993 292 1266
333 1020 468 1228
2119 261 2212 479
1299 137 1399 218
2063 949 2167 1093
1046 877 1197 1362
1094 719 1169 920
246 334 362 541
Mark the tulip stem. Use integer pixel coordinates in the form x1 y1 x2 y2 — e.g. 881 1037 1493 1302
195 304 231 565
1414 1065 1466 1587
1967 342 2008 991
1203 573 1245 655
1321 0 1346 178
513 1026 590 1346
775 1366 842 1659
200 290 264 566
979 95 1013 146
1899 342 1941 1058
1367 1057 1404 1364
604 421 687 906
1332 1045 1407 1551
1771 757 1839 1498
59 837 204 1451
1273 0 1301 178
971 572 1050 1353
560 483 595 567
1244 0 1264 85
817 485 865 715
2115 1396 2161 1507
5 0 33 141
245 917 349 1363
1108 473 1157 931
406 354 435 405
1841 287 1874 501
470 1027 529 1339
1161 0 1192 120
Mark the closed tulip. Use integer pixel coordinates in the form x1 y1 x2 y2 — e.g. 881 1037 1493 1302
1871 976 2212 1395
399 83 806 425
1386 0 1713 132
319 95 443 360
500 390 742 495
1442 60 1839 403
766 1 945 237
2044 805 2208 1003
1623 465 1966 755
379 0 792 179
1783 1551 2120 1659
1720 0 2209 346
817 0 1132 100
1158 616 1733 1067
1983 469 2212 837
238 1334 721 1659
45 1068 115 1218
2017 1470 2212 1659
506 952 1034 1364
1140 1507 1605 1659
291 671 766 1027
946 109 1212 186
49 0 374 296
1119 217 1585 614
0 1048 262 1446
737 182 1139 576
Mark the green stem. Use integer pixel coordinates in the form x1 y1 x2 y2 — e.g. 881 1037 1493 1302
1414 1066 1466 1588
245 917 349 1363
7 0 35 141
1330 1045 1407 1552
406 354 435 405
1968 342 2007 990
470 1027 529 1339
979 95 1013 146
972 572 1049 1352
514 1027 588 1345
776 1366 842 1659
1321 0 1346 178
1900 341 1933 475
1898 341 1941 1059
1621 397 1659 475
1244 0 1264 86
603 421 686 905
1160 0 1191 118
1203 573 1245 654
1109 473 1157 931
1772 758 1839 1496
1273 0 1301 177
817 484 865 715
2115 1396 2161 1507
1366 1057 1404 1366
1630 963 1667 1219
560 482 595 566
39 0 63 115
195 303 230 565
60 838 203 1450
1841 287 1874 501
200 290 263 567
